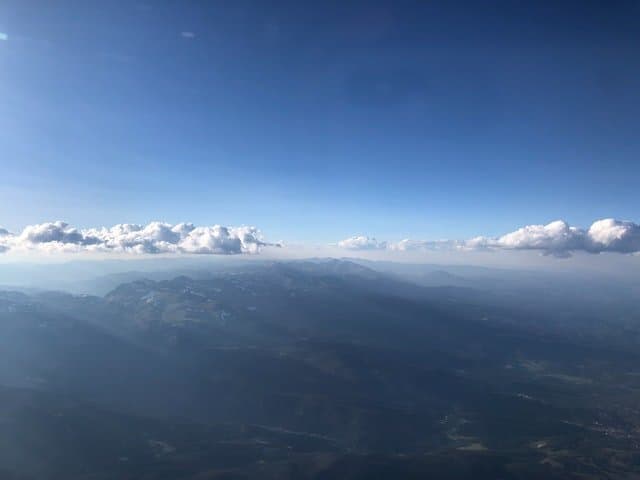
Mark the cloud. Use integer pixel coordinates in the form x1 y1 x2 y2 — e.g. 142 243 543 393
0 221 274 256
586 218 640 254
493 220 584 257
181 31 196 39
388 239 463 252
0 32 7 41
337 236 387 250
492 219 640 256
0 229 8 254
3 218 637 259
336 218 640 257
19 221 98 246
336 236 463 253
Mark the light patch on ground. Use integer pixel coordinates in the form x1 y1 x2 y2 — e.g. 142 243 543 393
457 442 488 451
148 439 176 457
519 359 547 373
542 373 592 385
141 291 159 305
540 457 563 468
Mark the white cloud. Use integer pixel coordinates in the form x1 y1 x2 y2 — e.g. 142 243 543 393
388 239 463 252
336 218 640 258
493 219 640 256
586 218 640 254
19 221 97 246
0 32 7 41
0 221 273 256
493 220 583 257
336 236 464 253
464 236 494 251
337 236 386 250
181 31 195 39
3 218 637 259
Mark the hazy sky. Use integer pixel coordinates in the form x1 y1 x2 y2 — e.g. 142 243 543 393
1 1 639 250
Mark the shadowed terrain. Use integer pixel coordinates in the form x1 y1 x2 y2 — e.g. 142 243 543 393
1 260 640 479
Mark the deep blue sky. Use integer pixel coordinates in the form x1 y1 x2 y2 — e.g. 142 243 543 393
1 1 639 243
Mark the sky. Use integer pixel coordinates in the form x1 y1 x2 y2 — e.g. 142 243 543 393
0 1 639 261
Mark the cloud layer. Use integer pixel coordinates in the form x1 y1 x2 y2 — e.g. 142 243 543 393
337 219 640 257
0 221 271 256
2 218 637 258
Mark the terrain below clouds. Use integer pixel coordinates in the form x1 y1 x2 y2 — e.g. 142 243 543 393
0 259 639 478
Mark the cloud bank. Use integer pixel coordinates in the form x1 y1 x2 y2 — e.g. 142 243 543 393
0 221 272 256
337 219 640 257
2 218 637 259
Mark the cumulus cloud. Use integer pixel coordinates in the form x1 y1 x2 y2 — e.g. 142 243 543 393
492 219 640 256
336 218 640 257
337 236 387 250
0 221 273 256
19 221 98 246
586 218 640 254
493 220 583 258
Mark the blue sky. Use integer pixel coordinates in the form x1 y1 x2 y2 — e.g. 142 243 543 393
1 1 639 245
